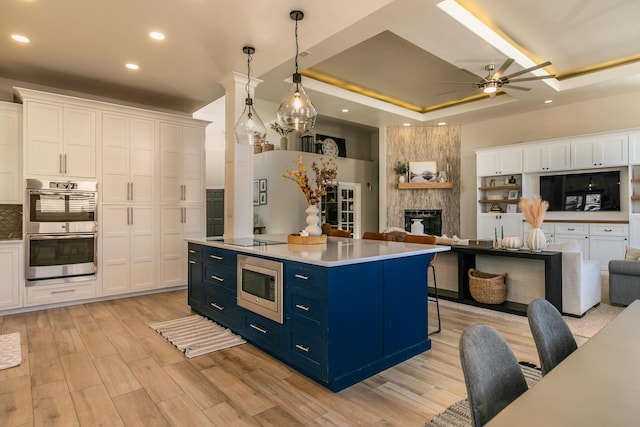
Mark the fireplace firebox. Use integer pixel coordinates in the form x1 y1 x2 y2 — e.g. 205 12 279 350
404 209 442 236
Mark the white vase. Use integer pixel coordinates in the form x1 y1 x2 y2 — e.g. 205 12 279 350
280 136 287 150
398 175 406 183
304 205 322 236
411 219 424 235
526 227 546 252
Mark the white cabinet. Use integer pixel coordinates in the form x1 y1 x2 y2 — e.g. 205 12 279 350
101 113 155 204
589 223 628 271
160 122 204 204
101 205 155 295
476 147 522 177
554 222 590 258
630 215 640 247
0 242 22 310
159 205 204 288
25 102 96 178
523 141 571 173
0 103 22 203
570 133 628 169
477 214 523 240
629 132 640 165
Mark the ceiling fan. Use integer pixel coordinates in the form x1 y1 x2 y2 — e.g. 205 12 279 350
442 58 555 99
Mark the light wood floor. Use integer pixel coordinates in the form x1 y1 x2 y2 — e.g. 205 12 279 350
0 290 543 427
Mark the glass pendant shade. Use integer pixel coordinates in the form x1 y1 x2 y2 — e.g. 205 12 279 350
277 73 317 131
235 98 267 145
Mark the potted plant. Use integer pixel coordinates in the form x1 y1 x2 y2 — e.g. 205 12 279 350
394 161 409 183
270 122 293 150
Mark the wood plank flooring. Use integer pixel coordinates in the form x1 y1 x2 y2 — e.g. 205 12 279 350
0 290 543 427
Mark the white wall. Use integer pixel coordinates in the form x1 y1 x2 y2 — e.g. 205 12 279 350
460 88 640 238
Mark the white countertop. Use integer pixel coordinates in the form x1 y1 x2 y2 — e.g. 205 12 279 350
0 239 22 245
187 234 450 267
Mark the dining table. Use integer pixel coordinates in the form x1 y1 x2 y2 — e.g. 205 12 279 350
487 299 640 426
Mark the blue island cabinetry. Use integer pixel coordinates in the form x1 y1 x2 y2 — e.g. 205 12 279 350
187 242 432 391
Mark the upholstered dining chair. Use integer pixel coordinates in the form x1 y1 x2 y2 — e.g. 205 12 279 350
362 231 389 241
527 298 578 376
403 234 441 335
460 324 529 427
328 228 352 238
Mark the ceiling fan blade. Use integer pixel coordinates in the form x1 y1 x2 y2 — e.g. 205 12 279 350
506 75 556 83
435 87 476 96
503 85 531 91
457 87 482 100
460 68 485 81
490 58 514 80
501 61 552 80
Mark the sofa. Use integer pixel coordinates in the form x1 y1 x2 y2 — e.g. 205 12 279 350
547 241 601 316
608 260 640 306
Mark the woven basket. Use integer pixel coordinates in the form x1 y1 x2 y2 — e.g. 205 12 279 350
253 144 263 154
262 143 274 152
468 268 508 304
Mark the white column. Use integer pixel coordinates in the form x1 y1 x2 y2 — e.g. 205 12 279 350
219 72 263 239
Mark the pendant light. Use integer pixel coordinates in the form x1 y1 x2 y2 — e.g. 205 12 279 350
235 46 267 145
277 10 317 131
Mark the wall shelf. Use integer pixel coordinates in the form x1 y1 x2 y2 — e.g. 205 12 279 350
478 184 521 191
479 199 520 204
398 182 453 189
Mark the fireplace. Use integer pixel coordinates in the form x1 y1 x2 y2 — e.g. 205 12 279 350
404 209 442 236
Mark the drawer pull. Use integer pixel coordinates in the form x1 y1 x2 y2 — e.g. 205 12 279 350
210 275 224 282
294 274 309 280
51 289 75 294
210 303 224 311
189 260 196 264
295 304 310 311
567 228 575 231
249 323 267 334
295 344 310 353
210 255 223 260
604 229 612 232
189 249 196 254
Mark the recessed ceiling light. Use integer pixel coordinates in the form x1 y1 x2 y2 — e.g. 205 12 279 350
341 109 349 113
11 34 30 43
438 122 446 126
544 99 553 104
125 63 139 70
403 123 411 127
149 31 165 40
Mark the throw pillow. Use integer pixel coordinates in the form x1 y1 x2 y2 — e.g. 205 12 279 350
624 245 640 260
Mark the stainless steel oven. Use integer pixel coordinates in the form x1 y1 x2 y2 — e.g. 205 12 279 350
25 179 98 285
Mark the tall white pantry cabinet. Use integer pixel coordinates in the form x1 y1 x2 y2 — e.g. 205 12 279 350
16 87 208 302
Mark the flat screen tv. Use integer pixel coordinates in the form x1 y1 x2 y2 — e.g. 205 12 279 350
539 171 620 211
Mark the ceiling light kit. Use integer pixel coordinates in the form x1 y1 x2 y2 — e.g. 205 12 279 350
277 10 317 132
235 46 267 145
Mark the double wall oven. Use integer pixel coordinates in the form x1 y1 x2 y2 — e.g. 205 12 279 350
25 179 98 285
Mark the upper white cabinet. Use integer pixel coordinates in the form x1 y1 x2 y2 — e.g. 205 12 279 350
628 132 640 165
160 122 205 204
102 113 155 203
476 147 522 177
523 140 571 173
25 101 96 178
570 133 628 169
0 102 22 203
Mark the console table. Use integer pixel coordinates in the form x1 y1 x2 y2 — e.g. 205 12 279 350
449 246 562 316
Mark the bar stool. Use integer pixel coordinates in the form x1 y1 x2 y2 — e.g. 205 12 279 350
403 234 441 335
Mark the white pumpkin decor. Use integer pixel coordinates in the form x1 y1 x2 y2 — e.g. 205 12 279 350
501 236 523 250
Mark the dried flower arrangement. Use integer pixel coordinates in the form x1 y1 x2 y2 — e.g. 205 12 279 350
282 155 338 205
270 122 293 137
518 195 549 228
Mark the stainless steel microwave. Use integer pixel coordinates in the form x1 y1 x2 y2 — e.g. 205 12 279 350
237 255 284 324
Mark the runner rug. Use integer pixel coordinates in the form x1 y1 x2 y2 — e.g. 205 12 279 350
148 315 246 358
423 362 541 427
0 332 21 370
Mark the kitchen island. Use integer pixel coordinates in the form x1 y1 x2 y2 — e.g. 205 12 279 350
186 235 449 391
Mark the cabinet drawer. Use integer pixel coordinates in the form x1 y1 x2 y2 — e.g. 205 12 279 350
286 262 327 291
241 311 281 351
204 264 236 290
204 247 236 268
286 327 327 379
187 243 202 260
554 223 589 235
286 290 326 326
589 223 628 237
202 285 239 329
26 281 97 306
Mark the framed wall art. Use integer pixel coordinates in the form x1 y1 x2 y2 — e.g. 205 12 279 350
409 161 437 183
253 180 259 206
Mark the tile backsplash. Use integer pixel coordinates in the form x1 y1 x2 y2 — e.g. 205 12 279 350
0 205 23 240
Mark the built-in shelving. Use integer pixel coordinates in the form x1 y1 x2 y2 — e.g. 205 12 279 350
398 182 453 189
478 184 521 191
478 199 520 204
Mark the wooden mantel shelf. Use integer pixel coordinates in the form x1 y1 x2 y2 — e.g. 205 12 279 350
398 182 453 189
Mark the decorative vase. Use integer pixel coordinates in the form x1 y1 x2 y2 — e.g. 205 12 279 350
398 175 406 183
280 136 288 150
526 227 546 252
304 205 322 236
411 218 424 235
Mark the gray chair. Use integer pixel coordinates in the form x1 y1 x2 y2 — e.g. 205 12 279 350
527 298 577 376
459 324 528 427
608 260 640 306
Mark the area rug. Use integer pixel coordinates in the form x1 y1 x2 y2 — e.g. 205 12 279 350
0 332 22 370
423 363 541 427
148 315 246 358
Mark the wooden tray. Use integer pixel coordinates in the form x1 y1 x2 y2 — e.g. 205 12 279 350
287 234 327 245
